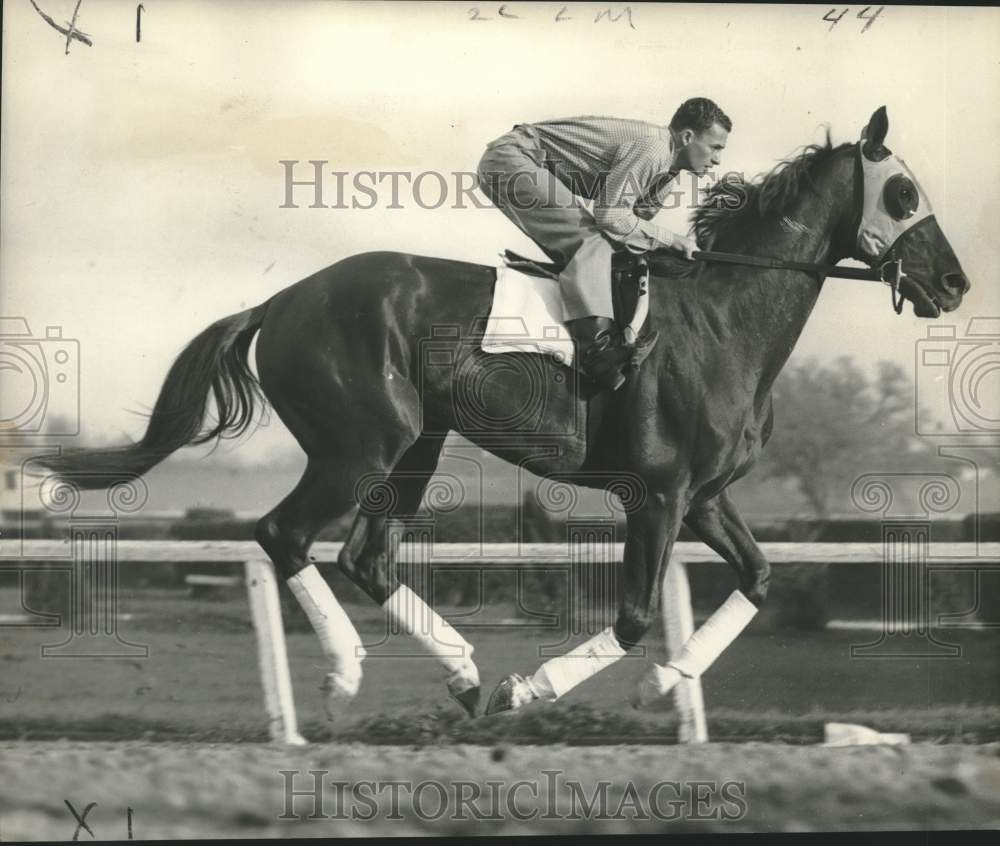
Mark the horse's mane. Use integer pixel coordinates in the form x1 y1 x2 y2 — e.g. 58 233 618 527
694 131 851 248
651 131 852 278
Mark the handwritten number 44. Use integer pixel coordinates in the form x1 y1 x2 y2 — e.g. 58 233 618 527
824 7 883 33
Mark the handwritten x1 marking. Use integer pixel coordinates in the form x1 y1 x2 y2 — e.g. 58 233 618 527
64 800 98 841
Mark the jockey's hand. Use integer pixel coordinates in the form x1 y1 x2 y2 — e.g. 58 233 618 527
672 234 699 261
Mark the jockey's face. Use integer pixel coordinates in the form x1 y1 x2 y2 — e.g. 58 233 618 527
674 122 729 175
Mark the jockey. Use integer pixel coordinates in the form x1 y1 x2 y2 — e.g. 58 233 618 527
477 98 731 391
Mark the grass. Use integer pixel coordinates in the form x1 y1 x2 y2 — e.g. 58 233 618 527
2 704 998 745
1 586 997 745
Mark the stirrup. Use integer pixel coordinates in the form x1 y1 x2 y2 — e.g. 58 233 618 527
578 327 631 392
628 330 660 371
580 351 629 391
581 327 659 389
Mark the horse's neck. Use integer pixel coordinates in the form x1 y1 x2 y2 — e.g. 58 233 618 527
700 162 851 398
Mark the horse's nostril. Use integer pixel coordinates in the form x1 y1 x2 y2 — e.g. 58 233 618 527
942 272 970 296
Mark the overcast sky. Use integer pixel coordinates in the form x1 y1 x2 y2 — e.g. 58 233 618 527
2 1 998 464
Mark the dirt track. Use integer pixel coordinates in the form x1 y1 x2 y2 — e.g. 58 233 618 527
2 741 998 838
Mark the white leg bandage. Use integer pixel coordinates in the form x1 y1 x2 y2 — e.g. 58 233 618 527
287 565 366 701
526 626 626 701
669 589 758 677
383 584 480 693
635 590 758 707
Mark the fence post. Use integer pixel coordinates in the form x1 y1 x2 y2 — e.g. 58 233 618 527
661 556 709 743
245 559 307 746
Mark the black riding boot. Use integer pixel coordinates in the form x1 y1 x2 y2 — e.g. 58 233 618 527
566 316 630 392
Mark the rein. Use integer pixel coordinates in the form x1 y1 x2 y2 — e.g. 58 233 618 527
690 250 907 315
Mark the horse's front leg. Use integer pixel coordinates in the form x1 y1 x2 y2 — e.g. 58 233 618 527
485 490 683 715
633 489 765 708
685 490 771 604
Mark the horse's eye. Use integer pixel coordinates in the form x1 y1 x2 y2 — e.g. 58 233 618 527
884 174 919 220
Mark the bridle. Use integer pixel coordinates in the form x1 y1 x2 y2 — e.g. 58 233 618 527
690 141 934 315
690 248 907 313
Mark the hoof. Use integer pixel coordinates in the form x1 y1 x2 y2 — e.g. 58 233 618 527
631 663 683 710
449 684 481 718
447 661 482 718
321 671 359 722
485 673 538 716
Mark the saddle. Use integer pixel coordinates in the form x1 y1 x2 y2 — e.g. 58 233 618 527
501 249 658 359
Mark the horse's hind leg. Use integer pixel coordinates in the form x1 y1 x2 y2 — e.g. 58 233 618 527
255 457 370 720
338 434 482 716
337 434 446 602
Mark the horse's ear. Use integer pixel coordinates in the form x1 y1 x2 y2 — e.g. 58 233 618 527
861 106 891 161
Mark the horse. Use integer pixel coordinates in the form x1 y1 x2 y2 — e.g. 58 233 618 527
35 106 969 722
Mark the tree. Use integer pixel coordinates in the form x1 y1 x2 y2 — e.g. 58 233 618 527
755 356 931 518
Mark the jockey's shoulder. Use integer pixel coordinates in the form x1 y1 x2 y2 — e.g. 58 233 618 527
531 115 671 138
614 134 675 168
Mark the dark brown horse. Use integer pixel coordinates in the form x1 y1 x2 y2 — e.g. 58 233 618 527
36 107 969 718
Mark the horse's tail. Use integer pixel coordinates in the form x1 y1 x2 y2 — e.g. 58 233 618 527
35 299 273 489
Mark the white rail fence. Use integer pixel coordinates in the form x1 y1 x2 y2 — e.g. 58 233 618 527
14 540 998 745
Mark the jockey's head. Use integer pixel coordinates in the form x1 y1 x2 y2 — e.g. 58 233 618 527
669 97 732 176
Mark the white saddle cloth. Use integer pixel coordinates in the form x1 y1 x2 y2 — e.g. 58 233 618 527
481 264 576 366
